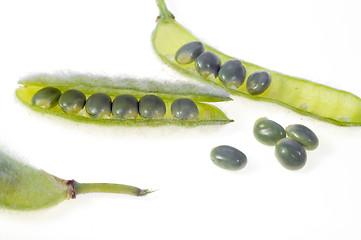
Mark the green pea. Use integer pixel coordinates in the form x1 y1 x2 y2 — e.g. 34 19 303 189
171 98 199 120
253 117 286 146
218 60 246 89
58 89 86 115
275 138 307 170
175 41 205 64
195 51 221 78
31 87 61 109
152 1 361 126
112 94 139 119
210 145 247 171
286 124 319 150
85 93 112 119
139 94 166 119
246 71 271 95
0 149 152 211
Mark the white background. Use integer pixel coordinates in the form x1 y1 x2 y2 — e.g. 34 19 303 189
1 0 361 239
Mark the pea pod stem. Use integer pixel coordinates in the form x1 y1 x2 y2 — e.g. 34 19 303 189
74 182 151 197
45 172 152 198
0 149 153 211
156 0 173 21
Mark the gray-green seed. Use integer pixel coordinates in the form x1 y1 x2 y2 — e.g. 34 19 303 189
138 95 166 119
246 71 271 95
253 117 286 146
171 98 199 120
195 51 221 78
286 124 319 150
112 94 139 119
275 138 307 170
210 145 247 171
31 87 61 109
58 89 86 115
218 60 246 89
85 93 112 119
175 41 205 64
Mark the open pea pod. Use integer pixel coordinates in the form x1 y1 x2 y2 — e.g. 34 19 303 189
152 0 361 126
16 73 233 127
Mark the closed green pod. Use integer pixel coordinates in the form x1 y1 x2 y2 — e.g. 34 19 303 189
0 149 151 211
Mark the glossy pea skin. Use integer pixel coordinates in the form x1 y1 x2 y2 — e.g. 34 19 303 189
210 145 247 171
175 41 205 64
195 51 221 78
31 87 61 109
85 93 112 119
275 138 307 170
58 89 86 115
139 95 166 119
218 60 246 89
171 98 199 120
112 94 139 119
246 71 272 95
253 118 286 146
286 124 319 150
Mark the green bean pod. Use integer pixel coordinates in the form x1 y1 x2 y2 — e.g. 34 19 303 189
16 73 233 127
0 149 151 211
152 0 361 126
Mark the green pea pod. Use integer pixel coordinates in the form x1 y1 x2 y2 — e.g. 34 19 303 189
16 73 233 127
152 0 361 126
0 149 152 211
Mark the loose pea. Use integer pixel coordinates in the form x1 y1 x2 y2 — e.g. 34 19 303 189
175 41 205 64
31 87 61 109
275 138 307 170
112 94 139 119
195 51 221 78
0 149 152 211
246 71 271 95
58 89 86 115
210 145 247 171
171 98 199 120
286 124 319 150
253 117 286 146
85 93 112 119
139 94 166 119
218 60 246 89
